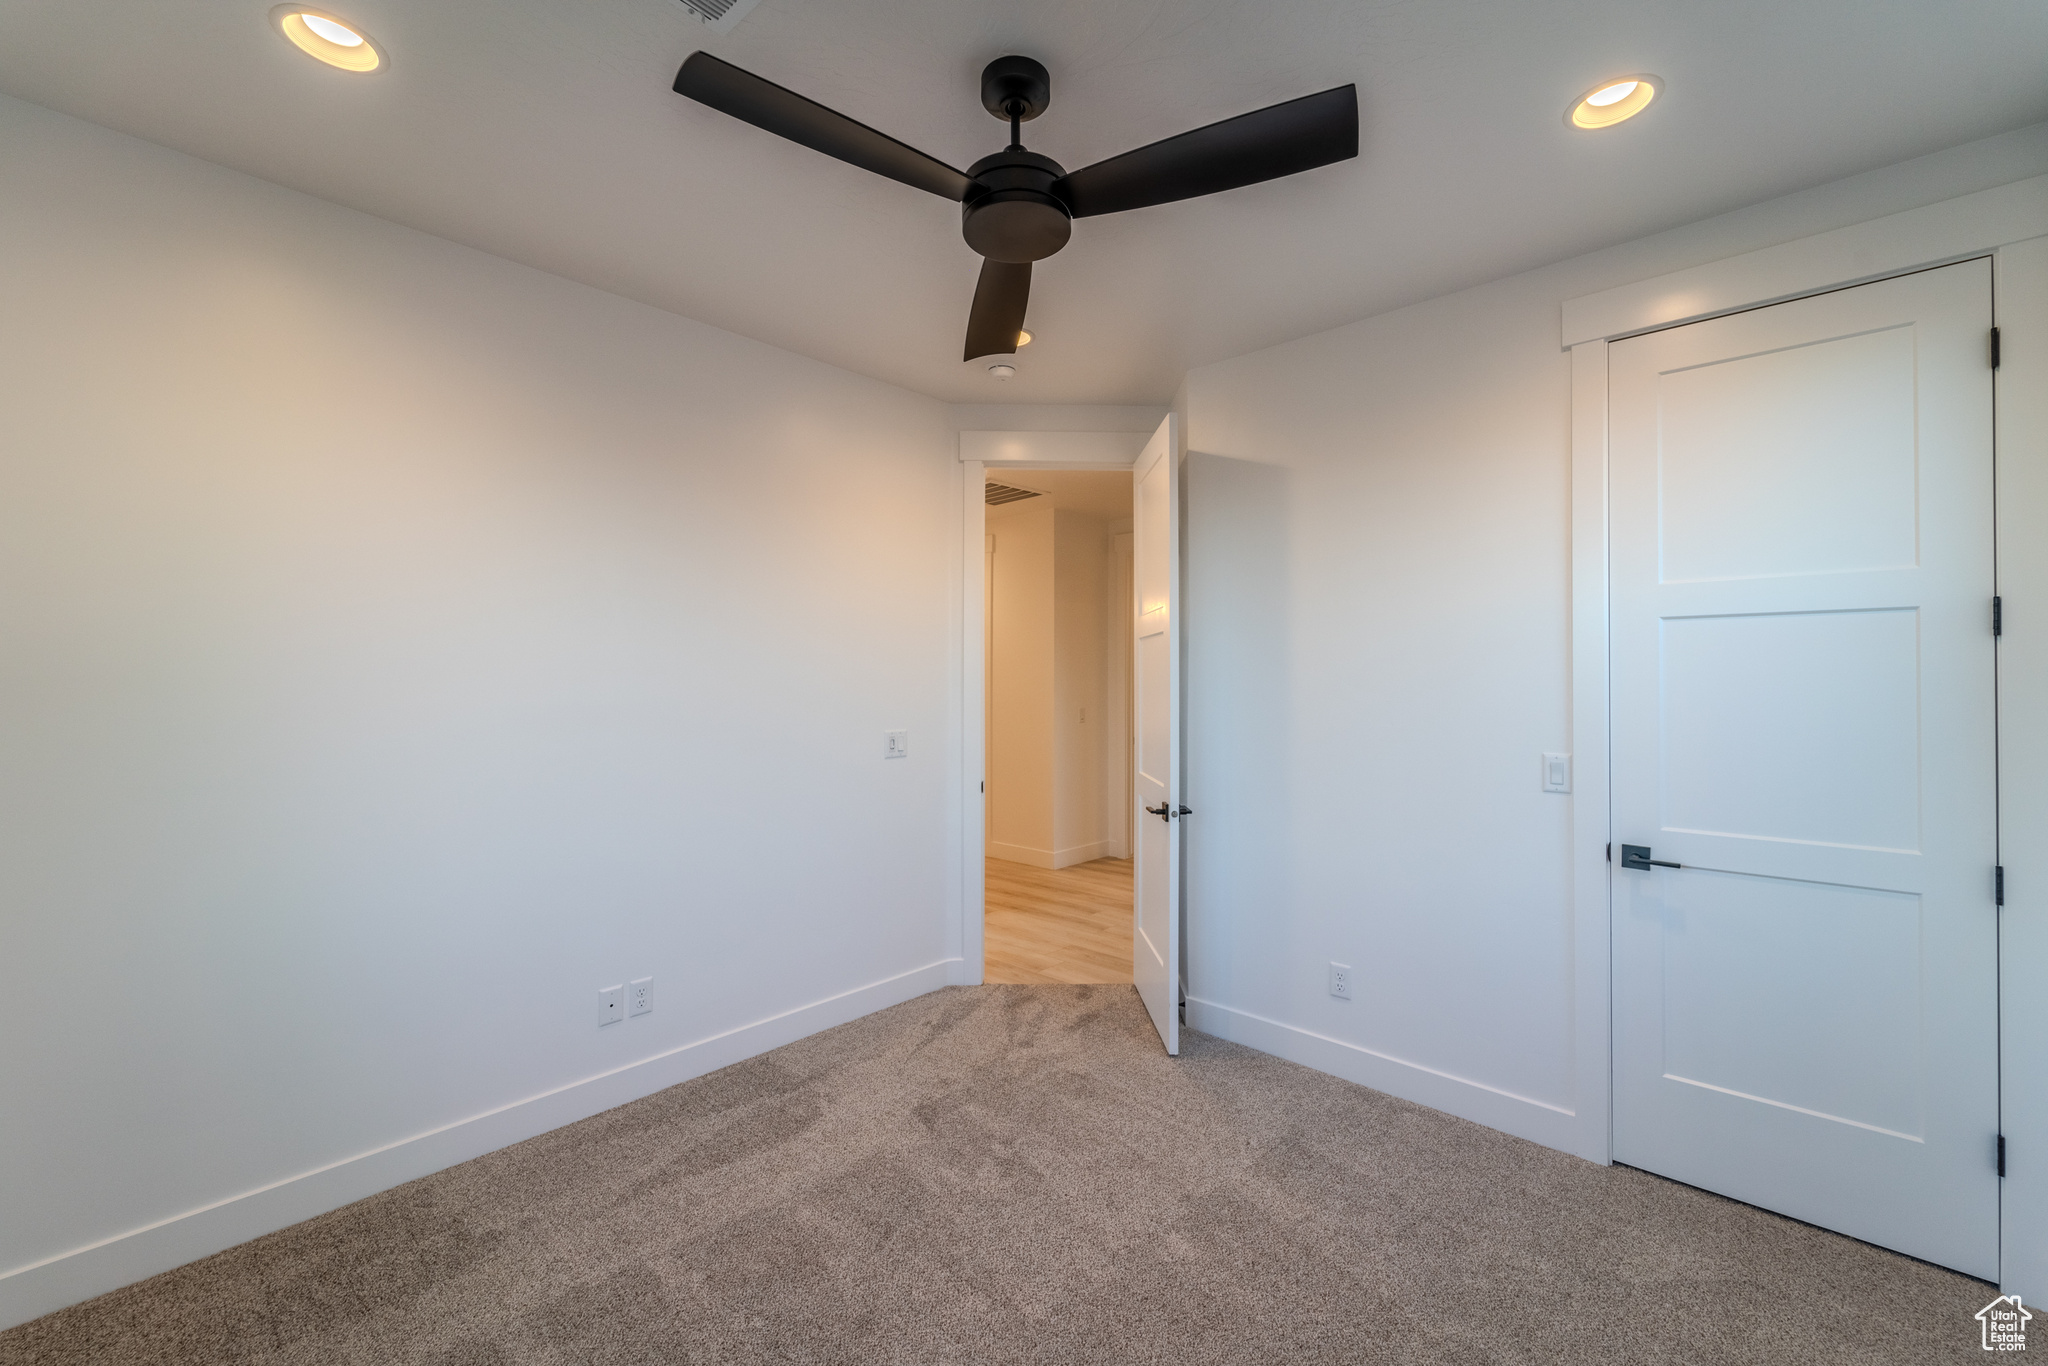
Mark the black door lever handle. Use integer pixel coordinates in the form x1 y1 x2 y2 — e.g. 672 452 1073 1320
1145 803 1172 821
1620 844 1681 871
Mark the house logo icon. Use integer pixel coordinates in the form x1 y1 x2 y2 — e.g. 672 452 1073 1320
1978 1294 2031 1351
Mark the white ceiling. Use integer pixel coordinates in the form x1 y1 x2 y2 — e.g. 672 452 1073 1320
990 470 1133 520
3 0 2044 405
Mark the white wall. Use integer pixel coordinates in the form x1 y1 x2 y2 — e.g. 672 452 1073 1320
986 499 1055 864
0 95 961 1327
1053 510 1112 865
1179 122 2048 1154
1996 234 2048 1300
1106 528 1134 861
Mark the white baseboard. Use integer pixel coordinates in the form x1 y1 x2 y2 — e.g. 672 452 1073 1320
986 840 1119 870
1051 841 1115 869
1184 996 1581 1154
987 841 1054 868
0 958 959 1332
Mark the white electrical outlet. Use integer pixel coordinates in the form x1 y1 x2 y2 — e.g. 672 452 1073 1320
597 984 624 1027
629 976 653 1017
1542 752 1572 793
884 730 908 759
1328 962 1353 1000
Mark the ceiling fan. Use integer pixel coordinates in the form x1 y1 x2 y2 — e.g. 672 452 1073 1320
672 52 1358 362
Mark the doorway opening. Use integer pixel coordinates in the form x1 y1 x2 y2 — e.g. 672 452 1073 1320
982 469 1135 984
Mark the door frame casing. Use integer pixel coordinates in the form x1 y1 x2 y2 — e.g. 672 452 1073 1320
956 434 1151 986
1565 173 2048 1294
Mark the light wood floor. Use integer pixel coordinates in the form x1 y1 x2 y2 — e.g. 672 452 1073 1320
984 855 1134 984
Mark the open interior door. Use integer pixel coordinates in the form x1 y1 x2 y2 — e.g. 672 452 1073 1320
1131 415 1181 1054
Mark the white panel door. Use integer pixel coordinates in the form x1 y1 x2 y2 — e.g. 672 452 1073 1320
1132 415 1181 1054
1609 260 1998 1278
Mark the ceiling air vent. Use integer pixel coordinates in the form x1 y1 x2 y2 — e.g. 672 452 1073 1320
985 481 1044 506
675 0 765 36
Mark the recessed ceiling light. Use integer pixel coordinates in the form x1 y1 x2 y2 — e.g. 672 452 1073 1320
271 6 386 73
1568 74 1659 130
1015 329 1033 348
302 14 362 45
988 364 1016 380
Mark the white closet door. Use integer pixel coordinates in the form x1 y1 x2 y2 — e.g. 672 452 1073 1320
1609 260 1998 1277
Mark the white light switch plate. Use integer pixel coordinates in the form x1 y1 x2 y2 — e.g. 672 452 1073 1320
1542 752 1572 793
629 976 653 1017
884 730 908 759
598 984 624 1028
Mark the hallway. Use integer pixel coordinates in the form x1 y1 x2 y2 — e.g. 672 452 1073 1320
983 857 1132 984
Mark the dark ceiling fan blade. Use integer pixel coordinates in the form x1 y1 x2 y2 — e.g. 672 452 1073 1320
1052 84 1357 219
964 259 1032 361
674 52 975 202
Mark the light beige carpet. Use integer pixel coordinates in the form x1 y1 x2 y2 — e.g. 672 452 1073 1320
0 986 2000 1364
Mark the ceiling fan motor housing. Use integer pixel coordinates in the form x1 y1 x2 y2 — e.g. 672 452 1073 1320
962 150 1071 262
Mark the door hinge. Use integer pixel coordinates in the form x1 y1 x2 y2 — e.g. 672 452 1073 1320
1991 326 2001 369
1994 596 2003 637
1998 1134 2006 1178
1997 866 2005 906
1606 842 1612 862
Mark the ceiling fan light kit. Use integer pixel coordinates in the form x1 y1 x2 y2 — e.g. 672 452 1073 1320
672 51 1358 362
